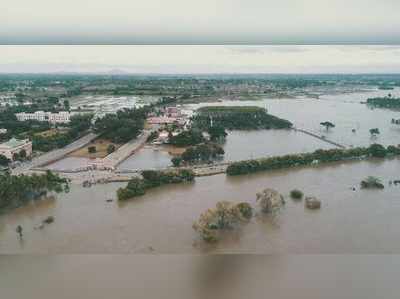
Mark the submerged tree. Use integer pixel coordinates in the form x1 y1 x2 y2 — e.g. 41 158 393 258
320 121 335 131
193 201 253 242
360 176 384 189
256 188 285 214
369 128 380 137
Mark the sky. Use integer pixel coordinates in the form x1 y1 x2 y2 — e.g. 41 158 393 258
1 45 400 74
1 0 400 44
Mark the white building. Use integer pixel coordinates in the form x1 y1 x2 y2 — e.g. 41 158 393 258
0 128 7 134
0 138 32 160
15 111 71 124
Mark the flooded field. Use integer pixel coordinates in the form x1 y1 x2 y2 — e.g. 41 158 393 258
2 157 400 254
188 87 400 148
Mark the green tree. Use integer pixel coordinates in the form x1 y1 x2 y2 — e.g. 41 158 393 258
171 156 182 167
63 99 70 111
208 125 227 141
0 154 10 166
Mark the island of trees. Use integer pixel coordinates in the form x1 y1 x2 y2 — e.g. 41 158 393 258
0 170 69 211
226 144 400 176
192 106 292 130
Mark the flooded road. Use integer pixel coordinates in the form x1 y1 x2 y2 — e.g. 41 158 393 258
2 157 400 254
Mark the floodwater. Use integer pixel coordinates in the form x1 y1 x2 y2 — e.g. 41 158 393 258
45 156 91 171
2 255 400 299
188 87 400 148
2 157 400 254
118 130 332 171
117 145 173 171
55 88 400 171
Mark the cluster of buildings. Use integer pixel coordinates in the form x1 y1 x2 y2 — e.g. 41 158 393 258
146 106 194 145
0 138 32 161
0 93 18 107
147 106 193 127
15 111 71 124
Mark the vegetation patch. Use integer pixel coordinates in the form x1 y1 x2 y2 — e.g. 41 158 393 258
117 169 195 201
0 170 69 211
32 114 93 152
360 176 384 189
69 138 120 159
227 144 400 176
367 95 400 109
93 107 150 143
172 143 225 166
193 106 292 130
168 129 205 147
290 189 304 200
193 201 253 242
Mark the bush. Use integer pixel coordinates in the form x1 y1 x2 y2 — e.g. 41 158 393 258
290 189 303 200
360 176 384 189
0 154 10 166
171 156 182 167
88 146 97 153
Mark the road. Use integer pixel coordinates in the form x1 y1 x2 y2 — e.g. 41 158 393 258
13 133 98 175
103 130 151 168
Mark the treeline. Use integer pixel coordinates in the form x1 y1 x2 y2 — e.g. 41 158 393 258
93 107 150 143
227 144 400 176
117 169 195 201
193 106 292 130
32 114 93 152
367 95 400 108
0 170 69 210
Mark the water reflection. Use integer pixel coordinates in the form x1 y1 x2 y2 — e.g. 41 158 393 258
2 255 400 299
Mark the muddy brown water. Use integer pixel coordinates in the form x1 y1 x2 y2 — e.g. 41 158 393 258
2 157 400 254
2 255 400 299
